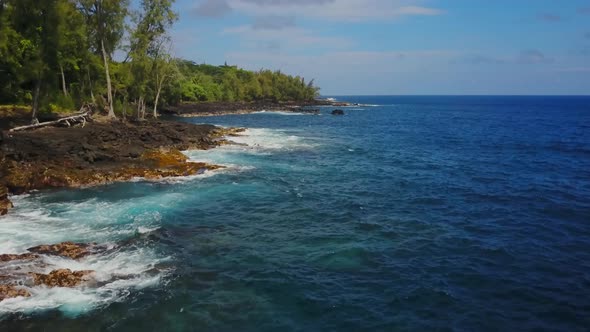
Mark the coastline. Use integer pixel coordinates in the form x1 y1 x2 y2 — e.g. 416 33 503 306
160 100 350 117
0 114 247 302
0 99 348 215
0 98 339 303
0 117 244 213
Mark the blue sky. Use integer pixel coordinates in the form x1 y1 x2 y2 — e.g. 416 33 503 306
170 0 590 95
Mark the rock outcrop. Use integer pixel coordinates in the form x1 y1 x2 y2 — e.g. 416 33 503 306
0 121 242 199
30 269 94 288
0 186 12 215
331 109 345 115
0 285 31 301
28 242 97 260
0 253 39 262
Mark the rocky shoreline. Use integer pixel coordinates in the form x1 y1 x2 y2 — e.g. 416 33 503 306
0 118 244 214
161 99 350 117
0 98 347 302
0 114 250 301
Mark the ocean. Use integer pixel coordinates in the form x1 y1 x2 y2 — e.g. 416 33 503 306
1 96 589 331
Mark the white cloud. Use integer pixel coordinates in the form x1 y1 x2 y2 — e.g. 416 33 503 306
223 25 353 49
192 0 444 21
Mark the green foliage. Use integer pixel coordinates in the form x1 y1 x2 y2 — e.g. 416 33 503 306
171 61 320 103
0 0 321 119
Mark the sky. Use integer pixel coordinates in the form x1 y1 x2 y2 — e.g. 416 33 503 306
170 0 590 95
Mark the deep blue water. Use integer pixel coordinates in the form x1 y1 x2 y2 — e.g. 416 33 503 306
1 96 589 331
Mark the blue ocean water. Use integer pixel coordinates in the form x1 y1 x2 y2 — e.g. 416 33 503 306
1 96 589 331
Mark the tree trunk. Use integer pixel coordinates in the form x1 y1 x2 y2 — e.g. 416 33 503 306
136 97 143 120
122 96 127 120
31 79 41 125
141 97 146 120
60 64 68 96
87 67 96 104
101 38 115 118
153 87 162 118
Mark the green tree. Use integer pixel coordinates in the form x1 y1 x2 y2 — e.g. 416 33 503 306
78 0 129 118
12 0 60 123
56 0 87 98
128 0 176 119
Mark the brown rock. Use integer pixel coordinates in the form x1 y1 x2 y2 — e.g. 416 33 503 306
0 285 31 301
0 120 238 201
28 242 94 259
30 269 94 288
0 186 13 215
0 253 39 262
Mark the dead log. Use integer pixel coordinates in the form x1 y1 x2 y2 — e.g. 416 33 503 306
9 105 94 132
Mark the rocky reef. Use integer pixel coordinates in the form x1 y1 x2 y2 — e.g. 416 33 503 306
31 269 95 288
0 285 30 301
28 242 98 260
0 253 38 262
0 242 105 300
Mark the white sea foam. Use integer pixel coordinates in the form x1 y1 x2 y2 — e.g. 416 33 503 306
0 127 315 317
184 128 316 169
0 192 174 318
222 128 316 152
253 111 305 116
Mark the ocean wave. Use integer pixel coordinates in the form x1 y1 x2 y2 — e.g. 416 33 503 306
0 193 172 318
184 128 317 168
221 128 317 152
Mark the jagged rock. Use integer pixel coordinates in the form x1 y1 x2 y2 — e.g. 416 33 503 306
331 109 345 115
0 285 31 301
0 186 13 215
0 121 232 202
30 269 94 288
0 253 39 262
28 242 95 260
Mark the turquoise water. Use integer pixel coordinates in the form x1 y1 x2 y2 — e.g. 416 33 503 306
1 96 589 331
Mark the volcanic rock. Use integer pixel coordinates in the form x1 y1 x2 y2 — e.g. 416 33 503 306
0 285 31 301
30 269 94 288
0 253 39 262
28 242 95 260
0 186 12 215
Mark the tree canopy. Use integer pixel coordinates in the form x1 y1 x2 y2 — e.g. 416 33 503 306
0 0 320 122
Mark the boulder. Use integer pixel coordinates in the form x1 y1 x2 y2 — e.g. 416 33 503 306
331 109 345 115
30 269 94 288
0 285 31 301
28 242 95 260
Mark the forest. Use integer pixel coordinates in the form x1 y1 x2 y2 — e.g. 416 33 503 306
0 0 321 123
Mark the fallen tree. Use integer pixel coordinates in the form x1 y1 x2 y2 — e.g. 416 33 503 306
9 105 94 132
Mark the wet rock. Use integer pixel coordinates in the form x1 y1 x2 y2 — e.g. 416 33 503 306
0 253 39 262
331 109 345 115
0 186 13 215
0 284 31 301
28 242 95 260
0 121 232 203
30 269 94 288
